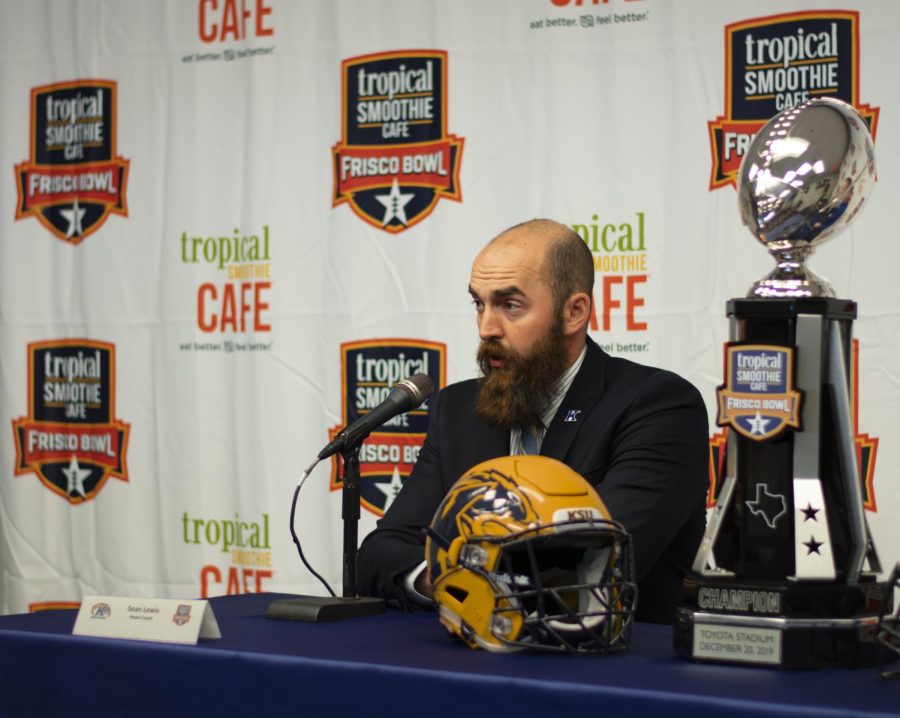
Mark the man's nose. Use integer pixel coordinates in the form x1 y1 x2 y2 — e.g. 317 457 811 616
478 306 502 341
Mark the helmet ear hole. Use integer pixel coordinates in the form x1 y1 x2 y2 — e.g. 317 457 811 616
445 585 469 603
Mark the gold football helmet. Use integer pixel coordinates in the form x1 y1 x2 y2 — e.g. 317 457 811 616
425 455 636 653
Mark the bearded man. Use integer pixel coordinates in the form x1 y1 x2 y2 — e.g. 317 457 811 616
357 219 709 624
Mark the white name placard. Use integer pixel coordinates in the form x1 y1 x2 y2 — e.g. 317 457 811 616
692 623 782 665
73 596 221 645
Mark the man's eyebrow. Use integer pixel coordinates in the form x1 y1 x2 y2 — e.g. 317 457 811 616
467 285 525 300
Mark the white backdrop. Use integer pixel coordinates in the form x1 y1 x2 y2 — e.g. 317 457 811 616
1 0 897 614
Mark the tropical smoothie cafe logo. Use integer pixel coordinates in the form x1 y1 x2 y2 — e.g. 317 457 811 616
14 80 129 243
328 339 446 516
11 339 130 504
178 226 273 352
716 345 802 442
708 339 879 511
332 50 464 232
708 10 879 190
181 511 273 597
570 210 650 354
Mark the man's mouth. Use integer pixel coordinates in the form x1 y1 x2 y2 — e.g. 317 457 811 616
478 341 514 373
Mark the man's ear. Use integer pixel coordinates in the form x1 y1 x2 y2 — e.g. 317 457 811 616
562 292 592 335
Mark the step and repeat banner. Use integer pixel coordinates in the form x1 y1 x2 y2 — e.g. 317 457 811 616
1 0 897 614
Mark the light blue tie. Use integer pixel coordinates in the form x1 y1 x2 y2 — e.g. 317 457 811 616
521 428 539 455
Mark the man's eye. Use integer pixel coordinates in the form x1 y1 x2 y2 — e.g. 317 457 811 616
472 299 484 311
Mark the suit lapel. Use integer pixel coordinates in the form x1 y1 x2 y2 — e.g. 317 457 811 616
541 338 607 462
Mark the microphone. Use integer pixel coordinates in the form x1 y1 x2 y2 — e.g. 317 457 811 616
317 373 435 459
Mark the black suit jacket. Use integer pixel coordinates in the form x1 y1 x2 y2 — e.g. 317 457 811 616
357 336 709 623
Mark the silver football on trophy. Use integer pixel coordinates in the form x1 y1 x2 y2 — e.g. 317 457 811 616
737 97 876 298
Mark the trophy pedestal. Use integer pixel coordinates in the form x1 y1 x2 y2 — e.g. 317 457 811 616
679 298 887 668
674 577 889 668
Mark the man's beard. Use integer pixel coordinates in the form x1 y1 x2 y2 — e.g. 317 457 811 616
474 319 569 432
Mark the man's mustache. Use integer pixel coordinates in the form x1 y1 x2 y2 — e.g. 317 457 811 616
477 340 517 367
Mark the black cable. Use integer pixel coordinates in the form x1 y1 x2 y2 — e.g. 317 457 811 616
289 458 337 598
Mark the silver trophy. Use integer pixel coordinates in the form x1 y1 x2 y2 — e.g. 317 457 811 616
675 98 889 668
738 97 876 297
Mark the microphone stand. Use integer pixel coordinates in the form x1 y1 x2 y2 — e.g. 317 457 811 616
340 443 363 598
267 440 385 622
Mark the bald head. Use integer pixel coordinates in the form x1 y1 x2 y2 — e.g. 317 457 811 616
489 219 594 314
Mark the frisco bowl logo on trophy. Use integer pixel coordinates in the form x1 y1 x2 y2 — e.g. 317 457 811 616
708 10 878 191
716 344 802 441
709 339 879 511
328 339 446 515
11 339 130 504
332 50 464 233
677 98 889 669
14 79 129 244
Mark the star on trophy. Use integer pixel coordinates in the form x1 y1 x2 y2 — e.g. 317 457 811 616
675 98 890 668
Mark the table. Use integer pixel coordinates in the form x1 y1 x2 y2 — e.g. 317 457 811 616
0 593 896 717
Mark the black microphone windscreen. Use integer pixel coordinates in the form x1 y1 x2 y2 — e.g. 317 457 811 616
396 373 434 405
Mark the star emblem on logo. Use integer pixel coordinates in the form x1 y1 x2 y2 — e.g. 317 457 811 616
374 179 415 227
62 455 92 498
745 482 788 529
374 465 405 512
747 411 771 436
59 198 87 239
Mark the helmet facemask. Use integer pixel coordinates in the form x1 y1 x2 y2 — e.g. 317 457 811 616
473 522 635 653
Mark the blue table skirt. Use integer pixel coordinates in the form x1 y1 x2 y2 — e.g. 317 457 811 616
0 593 896 717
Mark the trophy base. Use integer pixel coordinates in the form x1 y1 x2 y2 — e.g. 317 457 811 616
674 577 890 668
